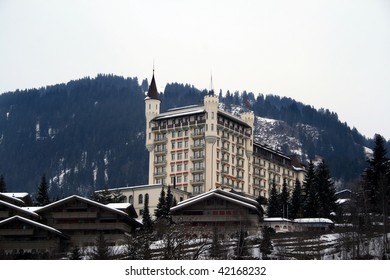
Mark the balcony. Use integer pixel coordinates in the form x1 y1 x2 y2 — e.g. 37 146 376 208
154 137 167 144
190 155 204 162
191 144 205 150
154 171 167 178
190 132 205 139
154 160 167 166
52 212 98 219
190 167 205 173
190 179 204 185
154 148 167 155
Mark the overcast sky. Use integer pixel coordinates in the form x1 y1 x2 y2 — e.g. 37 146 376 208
1 0 389 139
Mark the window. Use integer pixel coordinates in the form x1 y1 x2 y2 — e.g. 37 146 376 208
171 153 175 160
177 164 182 171
138 194 143 204
172 142 175 149
171 164 175 172
178 130 183 137
177 152 182 160
145 193 149 203
178 141 183 148
129 195 133 204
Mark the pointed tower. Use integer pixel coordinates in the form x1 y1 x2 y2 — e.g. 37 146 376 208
145 71 161 153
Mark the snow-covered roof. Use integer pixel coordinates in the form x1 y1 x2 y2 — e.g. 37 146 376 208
0 215 67 238
35 195 135 220
171 189 263 215
178 188 261 209
106 203 132 209
95 184 163 193
263 217 292 222
22 206 43 212
336 198 350 204
154 105 205 121
0 199 40 219
0 192 30 199
0 193 26 205
293 218 334 224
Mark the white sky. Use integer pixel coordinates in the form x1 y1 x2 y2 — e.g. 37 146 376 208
1 0 389 139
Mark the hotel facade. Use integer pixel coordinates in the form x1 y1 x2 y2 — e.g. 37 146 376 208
145 74 305 199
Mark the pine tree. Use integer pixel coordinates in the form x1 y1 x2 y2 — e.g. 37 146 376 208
70 246 82 260
267 179 280 217
36 175 50 206
91 233 111 260
290 179 303 219
279 178 290 218
302 161 318 217
155 187 166 218
364 134 389 214
165 186 173 214
315 160 337 218
0 175 6 192
142 194 153 231
260 226 273 259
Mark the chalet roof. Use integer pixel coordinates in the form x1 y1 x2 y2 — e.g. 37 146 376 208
171 189 263 215
145 73 160 100
263 217 293 222
96 183 164 193
0 215 68 238
35 195 140 221
106 203 137 217
0 200 40 219
293 218 334 224
0 193 26 206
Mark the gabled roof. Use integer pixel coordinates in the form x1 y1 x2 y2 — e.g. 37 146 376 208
0 193 26 206
171 189 263 215
106 203 137 217
0 199 40 219
0 215 68 238
35 195 139 220
145 73 160 100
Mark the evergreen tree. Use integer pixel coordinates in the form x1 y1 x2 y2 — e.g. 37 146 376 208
165 186 173 214
279 178 290 218
315 160 337 218
364 134 389 214
0 175 6 192
70 246 82 260
260 226 273 259
302 161 318 217
290 179 303 219
91 233 111 260
267 179 280 217
142 194 153 231
155 187 166 218
36 175 50 206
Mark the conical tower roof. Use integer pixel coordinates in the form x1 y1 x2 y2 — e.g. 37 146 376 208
146 73 160 100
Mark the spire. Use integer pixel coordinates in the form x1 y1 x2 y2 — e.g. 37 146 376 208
208 73 215 96
146 69 160 100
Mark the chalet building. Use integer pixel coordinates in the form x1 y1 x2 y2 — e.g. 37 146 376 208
34 195 141 248
144 73 306 199
95 184 190 218
0 215 68 256
170 189 264 236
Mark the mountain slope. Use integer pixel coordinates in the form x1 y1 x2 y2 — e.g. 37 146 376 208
0 75 379 197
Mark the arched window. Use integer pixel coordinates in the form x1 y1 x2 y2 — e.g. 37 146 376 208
129 195 133 204
145 193 149 203
138 194 143 204
122 196 127 203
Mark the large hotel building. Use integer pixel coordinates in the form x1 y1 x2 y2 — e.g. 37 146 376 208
145 74 305 199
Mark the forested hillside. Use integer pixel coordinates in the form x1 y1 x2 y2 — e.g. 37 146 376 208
0 74 384 198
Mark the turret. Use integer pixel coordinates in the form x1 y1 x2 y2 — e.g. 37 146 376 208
145 72 161 151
